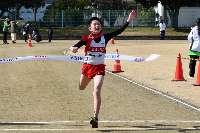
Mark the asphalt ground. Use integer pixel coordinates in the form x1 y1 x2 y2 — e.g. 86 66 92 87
0 40 200 133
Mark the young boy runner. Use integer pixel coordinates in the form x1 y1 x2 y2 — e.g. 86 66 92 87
69 10 136 128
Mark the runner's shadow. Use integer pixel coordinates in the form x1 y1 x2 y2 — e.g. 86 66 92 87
98 125 141 132
193 126 200 128
65 124 88 127
154 124 177 126
178 126 200 132
97 130 141 132
102 126 126 128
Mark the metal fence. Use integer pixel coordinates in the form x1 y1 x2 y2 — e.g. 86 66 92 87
1 9 199 28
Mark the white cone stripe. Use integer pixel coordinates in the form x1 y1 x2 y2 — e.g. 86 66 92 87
114 62 121 65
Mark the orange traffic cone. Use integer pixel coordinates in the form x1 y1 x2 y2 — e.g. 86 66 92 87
110 38 115 44
193 57 200 86
171 53 186 81
111 49 124 73
25 34 34 47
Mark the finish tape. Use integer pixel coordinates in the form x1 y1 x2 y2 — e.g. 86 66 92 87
0 54 160 63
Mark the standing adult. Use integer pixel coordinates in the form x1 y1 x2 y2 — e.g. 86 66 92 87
47 25 53 42
159 20 166 40
10 18 18 43
3 18 11 44
22 23 32 43
188 18 200 78
100 18 103 27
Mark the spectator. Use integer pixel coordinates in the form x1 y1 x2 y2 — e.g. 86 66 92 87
188 18 200 78
32 27 42 43
100 18 103 27
22 23 32 43
47 25 53 42
10 18 18 43
159 20 166 40
3 18 11 44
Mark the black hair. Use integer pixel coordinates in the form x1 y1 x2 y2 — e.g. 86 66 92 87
88 17 101 27
196 18 200 35
160 20 164 23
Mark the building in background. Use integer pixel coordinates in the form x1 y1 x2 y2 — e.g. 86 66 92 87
154 1 200 27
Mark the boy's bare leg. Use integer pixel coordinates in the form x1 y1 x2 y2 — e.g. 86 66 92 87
93 75 104 117
79 74 91 90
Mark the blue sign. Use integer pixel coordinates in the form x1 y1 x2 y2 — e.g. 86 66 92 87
0 58 18 62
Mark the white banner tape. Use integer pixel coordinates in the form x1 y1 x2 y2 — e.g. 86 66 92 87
0 54 160 63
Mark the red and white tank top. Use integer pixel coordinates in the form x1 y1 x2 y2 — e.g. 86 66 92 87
85 35 106 65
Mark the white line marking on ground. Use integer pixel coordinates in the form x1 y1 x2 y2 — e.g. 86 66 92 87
0 127 200 131
1 120 200 124
105 69 200 112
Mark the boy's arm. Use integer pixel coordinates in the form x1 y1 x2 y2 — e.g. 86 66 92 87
69 40 87 53
104 10 136 39
127 11 136 23
69 46 79 53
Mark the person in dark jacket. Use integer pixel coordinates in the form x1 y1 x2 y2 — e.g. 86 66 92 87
47 25 53 42
21 23 32 43
32 27 42 43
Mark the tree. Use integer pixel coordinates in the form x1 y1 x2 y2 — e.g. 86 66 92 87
139 7 159 27
0 0 17 18
92 0 135 10
91 0 136 27
135 0 200 29
0 0 45 21
23 0 45 21
44 0 136 27
44 0 90 27
46 0 93 10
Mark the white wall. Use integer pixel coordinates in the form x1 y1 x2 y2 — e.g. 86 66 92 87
178 7 200 27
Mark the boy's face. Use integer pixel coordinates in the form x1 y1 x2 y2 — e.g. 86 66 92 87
88 20 102 35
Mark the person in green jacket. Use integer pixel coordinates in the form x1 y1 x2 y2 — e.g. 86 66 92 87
10 18 18 43
3 18 11 44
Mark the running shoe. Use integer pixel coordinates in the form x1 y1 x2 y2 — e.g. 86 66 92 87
90 116 98 128
188 75 194 78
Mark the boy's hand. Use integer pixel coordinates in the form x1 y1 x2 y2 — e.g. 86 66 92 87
69 46 79 53
127 10 136 23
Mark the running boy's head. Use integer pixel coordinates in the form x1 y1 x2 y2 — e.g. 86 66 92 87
88 17 102 35
160 20 164 23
